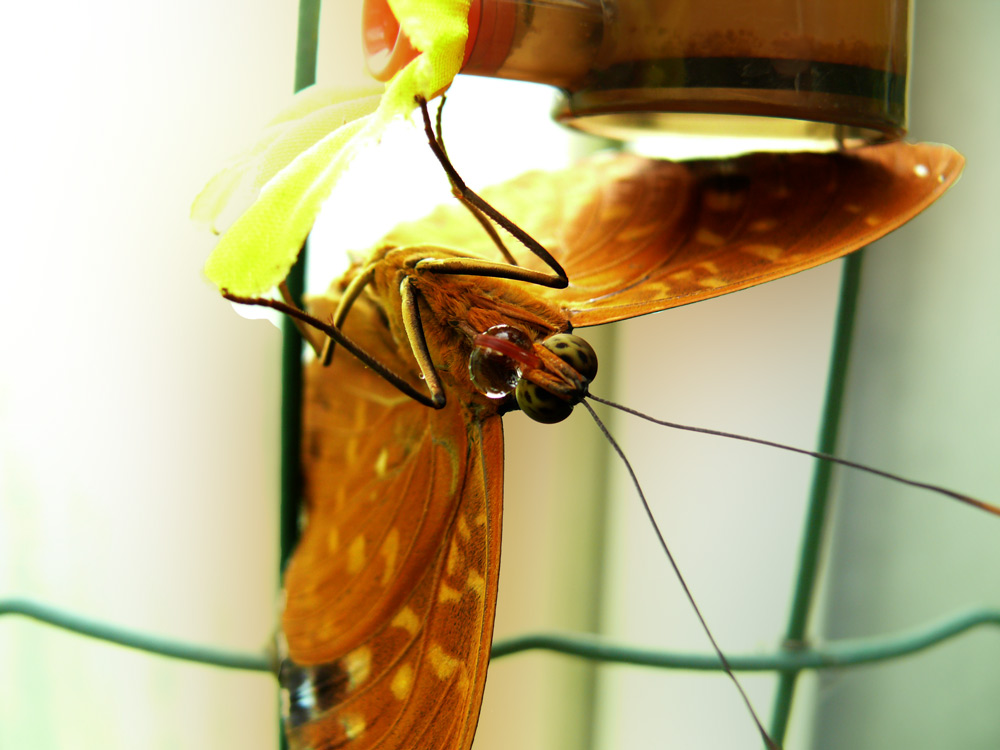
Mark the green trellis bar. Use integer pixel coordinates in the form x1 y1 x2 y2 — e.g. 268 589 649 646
280 0 322 574
490 607 1000 670
768 251 865 744
278 4 322 748
0 599 274 673
4 597 998 675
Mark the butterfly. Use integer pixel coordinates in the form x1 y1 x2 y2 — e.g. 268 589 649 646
240 128 964 749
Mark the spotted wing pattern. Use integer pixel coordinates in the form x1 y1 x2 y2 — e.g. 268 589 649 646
384 142 963 327
280 293 503 750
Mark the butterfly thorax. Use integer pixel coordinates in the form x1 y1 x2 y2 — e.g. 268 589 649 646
355 244 573 408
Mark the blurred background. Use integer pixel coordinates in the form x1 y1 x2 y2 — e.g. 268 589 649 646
1 1 997 748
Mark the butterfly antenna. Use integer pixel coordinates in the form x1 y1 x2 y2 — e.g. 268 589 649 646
581 400 781 750
587 393 1000 517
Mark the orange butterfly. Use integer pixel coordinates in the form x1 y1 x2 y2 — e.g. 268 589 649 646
239 128 962 748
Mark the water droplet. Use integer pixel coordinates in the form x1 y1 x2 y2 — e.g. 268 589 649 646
469 325 531 398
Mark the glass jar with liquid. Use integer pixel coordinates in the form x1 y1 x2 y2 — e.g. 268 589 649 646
364 0 910 150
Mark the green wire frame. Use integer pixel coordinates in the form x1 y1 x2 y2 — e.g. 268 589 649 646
3 597 998 676
279 0 321 574
277 4 322 748
3 3 995 749
766 250 864 743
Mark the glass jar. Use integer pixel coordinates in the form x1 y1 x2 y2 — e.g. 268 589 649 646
363 0 910 150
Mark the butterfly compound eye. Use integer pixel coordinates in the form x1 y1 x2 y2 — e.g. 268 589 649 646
516 333 598 424
543 333 598 382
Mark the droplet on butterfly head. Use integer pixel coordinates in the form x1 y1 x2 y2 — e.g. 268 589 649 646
468 325 534 398
516 333 599 424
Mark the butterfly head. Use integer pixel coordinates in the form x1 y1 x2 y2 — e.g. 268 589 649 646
469 326 598 424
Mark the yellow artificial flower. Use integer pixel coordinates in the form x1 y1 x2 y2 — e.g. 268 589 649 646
194 0 470 296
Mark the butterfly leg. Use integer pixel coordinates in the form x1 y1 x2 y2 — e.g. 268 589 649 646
430 95 519 267
320 264 378 366
305 272 446 407
449 187 520 267
399 276 446 407
414 255 569 288
222 291 445 409
320 263 451 403
416 96 568 288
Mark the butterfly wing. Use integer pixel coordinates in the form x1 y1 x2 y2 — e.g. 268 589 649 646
384 142 963 327
280 293 503 750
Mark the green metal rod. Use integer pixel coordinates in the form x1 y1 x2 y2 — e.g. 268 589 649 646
7 598 997 677
294 0 322 94
0 599 273 673
280 3 323 748
768 251 865 743
280 0 322 571
279 267 306 575
492 608 1000 670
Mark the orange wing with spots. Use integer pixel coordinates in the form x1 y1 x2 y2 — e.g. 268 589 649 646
280 293 504 750
384 142 964 327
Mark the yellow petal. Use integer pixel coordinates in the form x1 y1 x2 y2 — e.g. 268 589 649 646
387 0 470 99
192 88 381 233
198 1 471 296
204 115 371 295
